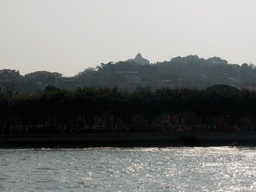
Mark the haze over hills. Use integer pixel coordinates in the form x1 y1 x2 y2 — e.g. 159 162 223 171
75 54 256 90
2 1 256 78
1 54 256 95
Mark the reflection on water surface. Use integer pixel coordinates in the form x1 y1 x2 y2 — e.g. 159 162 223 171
0 147 256 191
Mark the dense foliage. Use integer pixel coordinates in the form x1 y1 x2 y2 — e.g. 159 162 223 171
0 85 255 134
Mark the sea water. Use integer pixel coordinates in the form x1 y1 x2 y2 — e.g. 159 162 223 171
0 147 256 191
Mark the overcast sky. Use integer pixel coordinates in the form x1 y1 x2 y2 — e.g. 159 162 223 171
1 0 256 76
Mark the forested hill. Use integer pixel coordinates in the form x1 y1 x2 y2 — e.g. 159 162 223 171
76 55 256 90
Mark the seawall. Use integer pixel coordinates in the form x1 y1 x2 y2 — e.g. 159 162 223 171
1 131 256 148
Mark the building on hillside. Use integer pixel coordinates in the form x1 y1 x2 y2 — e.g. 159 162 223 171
24 71 62 89
227 78 241 87
127 53 150 65
115 71 148 88
0 69 20 81
18 75 27 82
157 78 183 89
57 77 77 91
239 85 256 91
216 73 241 87
115 71 140 83
157 80 173 88
25 71 62 81
0 69 20 91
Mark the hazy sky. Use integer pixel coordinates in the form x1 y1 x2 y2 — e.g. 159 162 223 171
1 1 256 76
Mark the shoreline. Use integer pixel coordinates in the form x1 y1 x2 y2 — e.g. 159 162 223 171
1 131 256 148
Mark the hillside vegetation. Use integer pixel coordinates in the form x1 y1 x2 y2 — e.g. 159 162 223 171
76 55 256 89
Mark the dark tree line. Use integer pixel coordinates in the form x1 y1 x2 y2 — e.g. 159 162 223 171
0 85 255 134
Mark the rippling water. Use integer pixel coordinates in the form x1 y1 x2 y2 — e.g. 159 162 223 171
1 147 256 191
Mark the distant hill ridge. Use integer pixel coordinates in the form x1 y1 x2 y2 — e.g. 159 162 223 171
2 55 256 93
